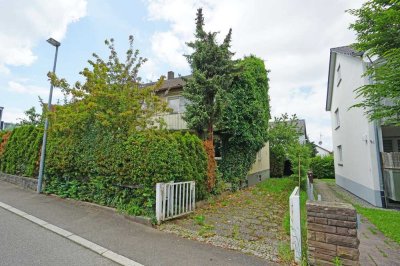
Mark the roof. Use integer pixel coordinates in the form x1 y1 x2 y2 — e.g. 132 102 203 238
315 144 332 154
330 45 363 57
143 75 190 91
325 45 364 111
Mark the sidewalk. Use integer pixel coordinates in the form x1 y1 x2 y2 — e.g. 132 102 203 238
0 180 268 266
314 180 400 266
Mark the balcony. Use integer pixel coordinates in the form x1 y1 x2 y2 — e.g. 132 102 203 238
157 113 188 130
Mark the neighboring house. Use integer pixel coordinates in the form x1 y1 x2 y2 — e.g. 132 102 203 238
295 119 308 144
149 71 270 186
0 107 16 131
315 145 332 157
326 45 400 208
269 119 308 144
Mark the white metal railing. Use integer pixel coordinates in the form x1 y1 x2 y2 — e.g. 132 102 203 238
289 186 301 263
156 181 195 224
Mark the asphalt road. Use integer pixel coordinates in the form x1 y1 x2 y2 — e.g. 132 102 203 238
0 208 117 266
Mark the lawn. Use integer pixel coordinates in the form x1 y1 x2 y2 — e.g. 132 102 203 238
355 205 400 244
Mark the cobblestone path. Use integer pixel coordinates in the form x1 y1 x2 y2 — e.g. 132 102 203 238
159 184 291 264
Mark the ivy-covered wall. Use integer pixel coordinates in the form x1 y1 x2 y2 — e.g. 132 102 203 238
0 126 43 177
218 56 270 189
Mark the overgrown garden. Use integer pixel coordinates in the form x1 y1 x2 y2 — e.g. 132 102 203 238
0 9 272 217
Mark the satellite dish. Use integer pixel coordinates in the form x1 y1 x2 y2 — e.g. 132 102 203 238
318 141 322 145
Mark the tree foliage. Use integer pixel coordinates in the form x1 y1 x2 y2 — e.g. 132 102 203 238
218 56 270 188
50 36 169 136
269 114 300 177
18 106 43 126
183 8 237 190
348 0 400 125
268 114 312 179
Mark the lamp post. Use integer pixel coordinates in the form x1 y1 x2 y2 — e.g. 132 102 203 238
37 38 60 193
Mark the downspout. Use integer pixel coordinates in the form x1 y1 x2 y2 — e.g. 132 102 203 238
365 55 386 207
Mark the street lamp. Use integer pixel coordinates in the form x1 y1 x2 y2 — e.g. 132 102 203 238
37 38 61 193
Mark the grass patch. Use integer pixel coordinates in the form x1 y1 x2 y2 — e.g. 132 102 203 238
194 215 205 226
258 177 308 262
356 206 400 244
278 242 293 263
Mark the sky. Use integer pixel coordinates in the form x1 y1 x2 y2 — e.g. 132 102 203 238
0 0 366 149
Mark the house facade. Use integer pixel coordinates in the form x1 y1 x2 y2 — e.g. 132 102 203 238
152 71 270 186
326 46 400 208
315 145 332 157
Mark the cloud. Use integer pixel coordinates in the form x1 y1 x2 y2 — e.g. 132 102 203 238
0 0 87 70
0 107 25 124
144 0 366 148
7 81 64 100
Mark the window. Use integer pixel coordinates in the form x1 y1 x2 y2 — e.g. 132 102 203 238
334 108 340 129
167 96 188 113
337 145 343 165
336 64 342 87
383 138 400 152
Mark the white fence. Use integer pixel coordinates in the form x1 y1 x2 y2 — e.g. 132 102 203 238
289 186 302 263
156 181 195 224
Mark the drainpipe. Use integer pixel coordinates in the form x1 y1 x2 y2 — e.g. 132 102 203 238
374 121 386 208
365 55 386 207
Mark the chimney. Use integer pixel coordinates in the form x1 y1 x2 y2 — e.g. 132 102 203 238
167 71 174 80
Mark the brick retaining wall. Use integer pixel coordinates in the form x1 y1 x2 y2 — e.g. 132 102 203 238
307 201 359 266
0 172 38 191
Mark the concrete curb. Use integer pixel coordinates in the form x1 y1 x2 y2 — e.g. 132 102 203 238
0 201 143 266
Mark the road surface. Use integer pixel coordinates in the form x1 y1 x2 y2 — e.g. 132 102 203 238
0 207 117 266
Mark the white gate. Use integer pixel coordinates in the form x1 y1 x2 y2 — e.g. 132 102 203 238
289 186 302 263
156 181 195 224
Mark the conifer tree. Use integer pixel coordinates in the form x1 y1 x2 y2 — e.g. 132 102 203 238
183 8 236 190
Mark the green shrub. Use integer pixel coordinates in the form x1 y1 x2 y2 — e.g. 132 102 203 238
44 130 208 216
0 125 43 177
310 155 334 179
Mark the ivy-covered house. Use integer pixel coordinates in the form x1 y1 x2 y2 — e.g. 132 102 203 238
149 71 270 186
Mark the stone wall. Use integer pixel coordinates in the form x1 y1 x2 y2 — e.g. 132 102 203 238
0 172 38 191
307 201 359 266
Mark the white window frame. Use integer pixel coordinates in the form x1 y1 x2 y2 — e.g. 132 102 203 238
334 108 340 129
337 145 343 166
336 64 342 87
167 96 187 114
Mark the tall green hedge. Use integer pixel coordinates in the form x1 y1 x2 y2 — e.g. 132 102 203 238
44 130 208 216
309 155 334 179
0 125 43 177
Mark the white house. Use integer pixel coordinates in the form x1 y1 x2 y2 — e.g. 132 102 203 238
326 46 400 208
315 145 332 157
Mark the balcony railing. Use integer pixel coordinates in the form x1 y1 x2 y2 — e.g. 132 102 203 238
156 113 188 130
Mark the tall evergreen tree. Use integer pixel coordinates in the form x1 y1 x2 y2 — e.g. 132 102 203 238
183 8 236 190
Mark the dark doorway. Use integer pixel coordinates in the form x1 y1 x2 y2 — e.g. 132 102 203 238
284 159 293 176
